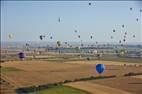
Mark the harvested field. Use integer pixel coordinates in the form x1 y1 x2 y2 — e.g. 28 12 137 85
1 60 142 89
89 77 142 94
0 78 16 94
65 81 132 94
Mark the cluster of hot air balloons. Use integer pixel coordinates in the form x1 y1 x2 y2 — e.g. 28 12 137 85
7 3 141 62
109 7 140 46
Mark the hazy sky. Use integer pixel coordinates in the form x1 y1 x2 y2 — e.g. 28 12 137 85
1 1 142 44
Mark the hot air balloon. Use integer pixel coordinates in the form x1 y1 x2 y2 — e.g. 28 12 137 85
133 35 135 38
39 35 43 40
50 36 53 39
136 18 139 21
122 24 124 28
18 52 25 60
124 32 127 35
58 17 60 22
90 36 93 39
96 64 105 74
113 29 115 32
124 35 126 38
57 41 61 47
26 43 29 46
8 34 13 39
78 35 80 38
89 2 91 5
130 8 132 11
74 30 77 33
39 35 45 40
123 39 126 42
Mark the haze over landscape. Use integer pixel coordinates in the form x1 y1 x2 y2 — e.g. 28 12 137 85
1 1 142 94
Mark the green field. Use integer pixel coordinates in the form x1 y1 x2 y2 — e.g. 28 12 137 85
28 85 91 94
1 67 23 72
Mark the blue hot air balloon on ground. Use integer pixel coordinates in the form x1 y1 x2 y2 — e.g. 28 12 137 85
18 52 25 60
96 64 105 74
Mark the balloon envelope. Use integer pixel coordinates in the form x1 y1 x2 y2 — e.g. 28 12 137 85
122 24 124 28
136 18 139 21
8 34 13 39
40 35 43 40
96 64 105 74
89 3 91 5
18 52 25 59
58 17 60 22
57 41 61 47
113 29 115 32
